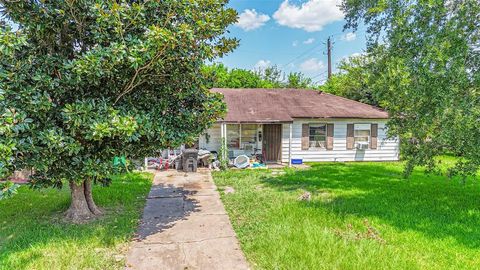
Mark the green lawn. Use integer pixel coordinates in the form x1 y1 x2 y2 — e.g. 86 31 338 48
0 173 152 270
213 158 480 270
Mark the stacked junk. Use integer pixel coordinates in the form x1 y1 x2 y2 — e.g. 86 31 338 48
146 148 267 172
146 148 216 173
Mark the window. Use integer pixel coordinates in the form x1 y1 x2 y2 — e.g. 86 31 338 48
309 124 326 149
226 124 240 149
226 124 259 151
241 124 257 153
354 124 371 145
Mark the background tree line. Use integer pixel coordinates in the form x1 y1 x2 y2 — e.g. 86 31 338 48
203 56 380 107
202 63 316 90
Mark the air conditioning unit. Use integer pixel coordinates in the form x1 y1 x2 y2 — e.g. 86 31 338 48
356 142 369 150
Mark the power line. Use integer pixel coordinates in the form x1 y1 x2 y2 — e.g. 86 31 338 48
315 76 329 85
250 27 367 73
280 32 348 73
310 71 327 80
280 42 324 69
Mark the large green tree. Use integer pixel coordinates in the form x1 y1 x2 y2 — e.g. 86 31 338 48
341 0 480 178
321 54 379 106
0 0 237 222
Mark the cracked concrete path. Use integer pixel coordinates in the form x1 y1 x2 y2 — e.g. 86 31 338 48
126 169 249 270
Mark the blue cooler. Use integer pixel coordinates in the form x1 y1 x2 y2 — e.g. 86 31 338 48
291 159 303 165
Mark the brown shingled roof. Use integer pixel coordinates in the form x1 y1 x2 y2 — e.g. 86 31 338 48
212 88 388 123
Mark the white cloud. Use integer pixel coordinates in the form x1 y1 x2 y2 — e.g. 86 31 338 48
273 0 343 32
341 32 356 42
303 38 315 44
254 59 271 70
293 38 315 47
340 52 364 63
299 58 324 72
236 9 270 31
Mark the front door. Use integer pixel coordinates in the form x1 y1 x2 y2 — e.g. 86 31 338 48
263 124 282 162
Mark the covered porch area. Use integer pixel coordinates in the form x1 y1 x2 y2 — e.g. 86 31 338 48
216 122 293 165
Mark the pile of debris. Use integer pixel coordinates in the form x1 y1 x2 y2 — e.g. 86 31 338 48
146 148 217 172
146 147 269 172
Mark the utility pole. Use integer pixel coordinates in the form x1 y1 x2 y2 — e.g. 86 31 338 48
327 36 332 80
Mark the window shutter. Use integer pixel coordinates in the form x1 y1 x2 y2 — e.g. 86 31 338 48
346 124 354 150
326 123 334 150
370 123 378 149
301 124 309 150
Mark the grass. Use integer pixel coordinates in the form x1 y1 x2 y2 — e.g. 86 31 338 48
213 158 480 270
0 172 152 270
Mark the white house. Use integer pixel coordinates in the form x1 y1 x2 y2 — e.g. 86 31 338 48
199 88 399 164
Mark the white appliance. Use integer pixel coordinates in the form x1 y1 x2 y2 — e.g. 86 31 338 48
356 142 369 150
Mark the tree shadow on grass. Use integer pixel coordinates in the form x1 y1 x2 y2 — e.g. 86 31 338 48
0 173 157 268
261 162 480 249
134 183 200 240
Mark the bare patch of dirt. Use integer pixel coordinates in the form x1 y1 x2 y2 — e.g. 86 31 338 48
333 219 386 244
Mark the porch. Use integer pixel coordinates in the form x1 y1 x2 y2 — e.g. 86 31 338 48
200 122 294 166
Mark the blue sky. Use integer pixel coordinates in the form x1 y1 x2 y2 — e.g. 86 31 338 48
219 0 367 84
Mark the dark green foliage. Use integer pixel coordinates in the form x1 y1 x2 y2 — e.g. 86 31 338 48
321 54 379 106
0 1 237 190
341 0 480 178
0 181 19 200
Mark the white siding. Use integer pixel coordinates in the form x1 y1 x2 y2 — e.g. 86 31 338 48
199 123 221 151
200 119 400 163
281 119 400 163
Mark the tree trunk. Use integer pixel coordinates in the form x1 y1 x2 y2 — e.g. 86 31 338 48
84 179 102 215
65 180 102 223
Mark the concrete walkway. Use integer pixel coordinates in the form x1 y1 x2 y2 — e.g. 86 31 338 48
126 169 249 270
